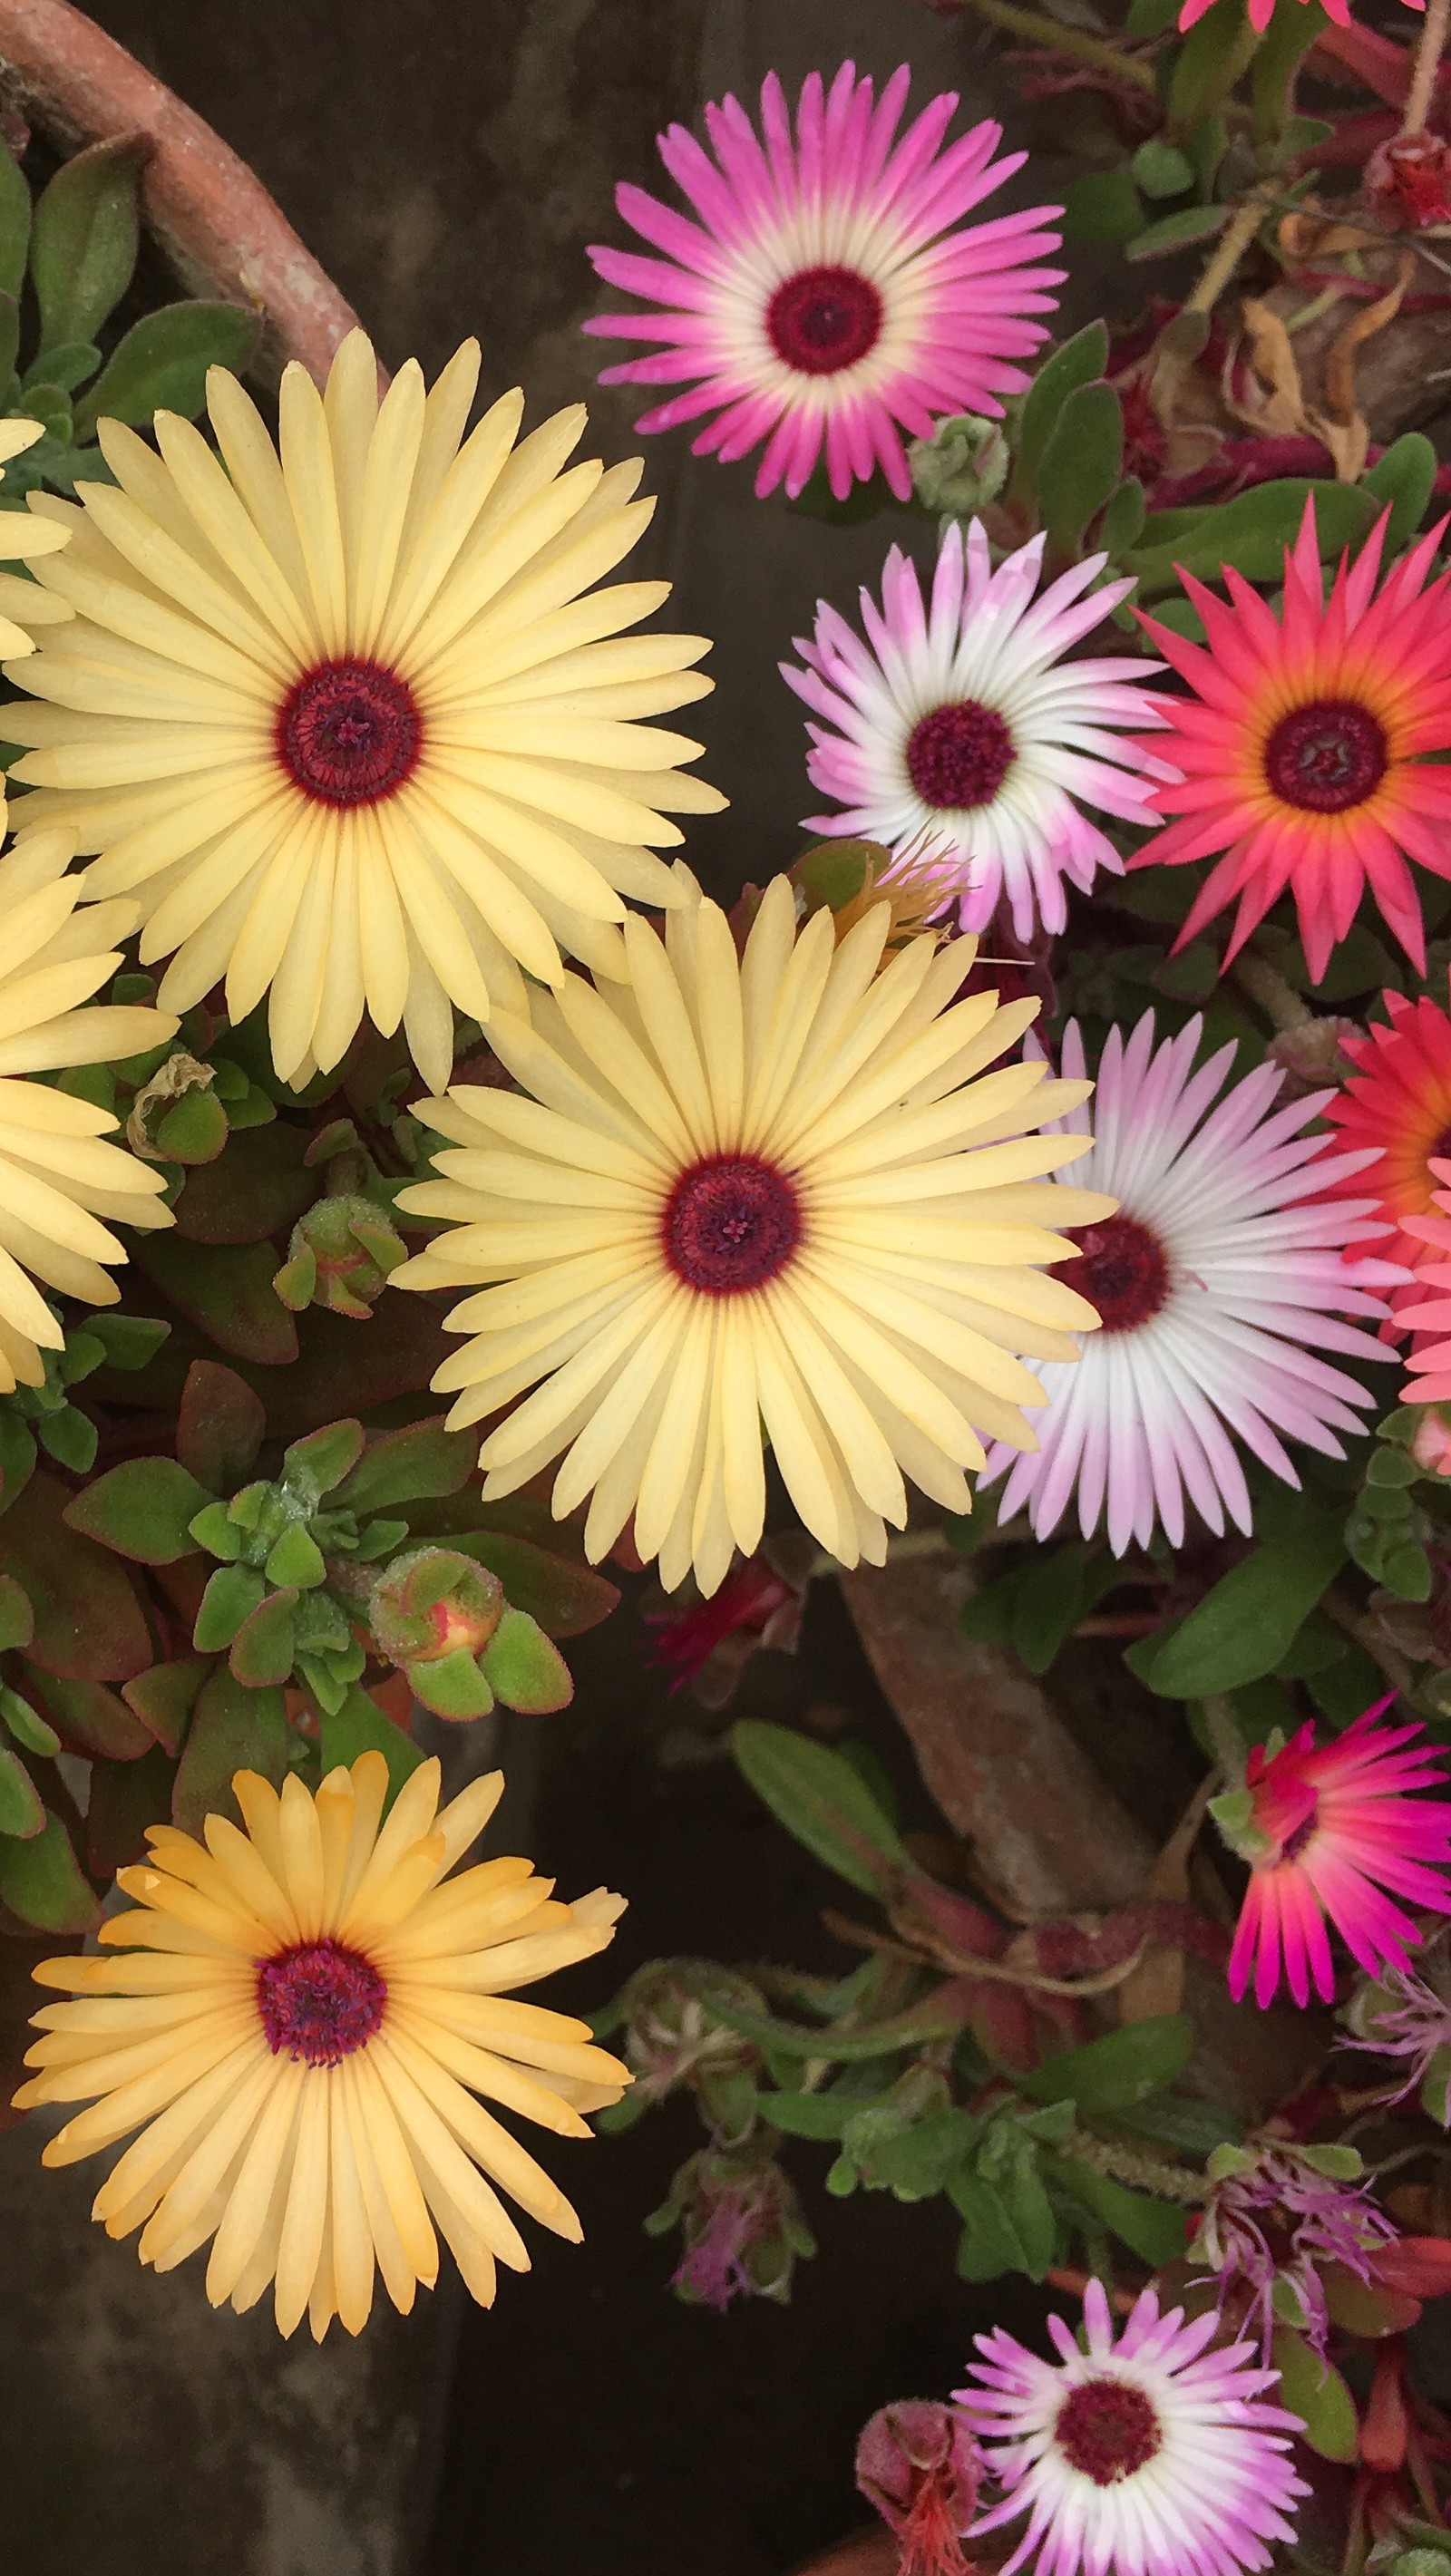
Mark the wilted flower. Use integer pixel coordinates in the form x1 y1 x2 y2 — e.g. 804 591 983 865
1193 2142 1398 2358
646 1551 805 1706
652 2142 815 2309
1344 1936 1451 2123
856 2400 983 2576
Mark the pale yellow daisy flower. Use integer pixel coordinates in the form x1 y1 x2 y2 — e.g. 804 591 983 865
393 875 1113 1594
15 1754 629 2340
2 331 724 1090
0 821 175 1393
0 417 75 656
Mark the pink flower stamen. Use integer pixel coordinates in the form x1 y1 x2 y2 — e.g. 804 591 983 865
662 1153 802 1295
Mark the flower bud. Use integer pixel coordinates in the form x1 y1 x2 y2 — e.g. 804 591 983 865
371 1546 572 1723
1412 1405 1451 1480
855 2400 982 2576
908 413 1009 520
1266 1015 1359 1102
274 1194 406 1318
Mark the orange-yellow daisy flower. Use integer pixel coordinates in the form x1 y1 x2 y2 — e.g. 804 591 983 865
1135 502 1451 984
1321 982 1451 1323
15 1755 628 2339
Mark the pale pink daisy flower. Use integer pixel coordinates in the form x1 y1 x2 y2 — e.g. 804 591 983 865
958 2277 1309 2576
782 521 1172 939
1221 1703 1451 2008
584 63 1064 503
981 1011 1406 1554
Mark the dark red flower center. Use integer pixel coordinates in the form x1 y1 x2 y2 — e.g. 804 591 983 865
277 656 424 808
1056 2377 1162 2486
256 1937 386 2067
663 1153 802 1295
906 702 1016 812
1429 1123 1451 1174
766 264 883 375
1060 1214 1170 1333
1264 698 1388 815
1281 1800 1321 1863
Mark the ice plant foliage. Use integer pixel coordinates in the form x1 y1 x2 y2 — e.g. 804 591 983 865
783 521 1172 941
15 1755 629 2338
1321 986 1451 1318
982 1011 1403 1554
393 873 1110 1592
958 2277 1309 2576
1137 505 1451 982
0 822 175 1394
1219 1704 1451 2007
585 64 1064 502
2 328 723 1090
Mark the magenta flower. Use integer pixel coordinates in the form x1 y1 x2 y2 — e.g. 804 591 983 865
1193 2143 1397 2360
1222 1704 1451 2008
958 2277 1308 2576
782 522 1172 940
585 63 1064 502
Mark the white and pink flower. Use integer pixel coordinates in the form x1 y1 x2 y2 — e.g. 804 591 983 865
783 522 1171 941
585 64 1064 502
982 1010 1407 1554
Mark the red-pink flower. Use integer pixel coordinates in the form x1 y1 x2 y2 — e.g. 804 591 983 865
1397 1180 1451 1402
645 1551 803 1704
1221 1702 1451 2007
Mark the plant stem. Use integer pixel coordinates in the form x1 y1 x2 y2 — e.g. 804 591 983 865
1230 948 1313 1031
1059 2126 1211 2202
1200 1694 1245 1781
1404 0 1451 133
1186 181 1280 313
957 0 1160 91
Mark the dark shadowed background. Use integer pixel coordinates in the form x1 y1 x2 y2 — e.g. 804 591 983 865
0 3 1104 2567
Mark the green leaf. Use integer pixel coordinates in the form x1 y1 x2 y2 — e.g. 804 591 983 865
1167 0 1255 135
193 1563 267 1653
478 1607 572 1714
0 1571 33 1655
1135 1512 1347 1696
1061 170 1144 247
1271 2328 1358 2461
731 1719 912 1895
1053 2158 1190 2265
155 1087 229 1165
263 1524 326 1589
133 1234 298 1365
0 1806 100 1930
0 1414 35 1516
24 1667 153 1760
865 2110 983 2201
0 1682 58 1757
1039 381 1124 558
1126 0 1181 30
1129 477 1375 597
229 1587 298 1688
0 1743 44 1837
951 2167 1038 2280
1021 2014 1194 2112
0 138 31 298
121 1657 209 1756
319 1683 425 1809
282 1418 365 1501
1126 202 1232 260
1362 433 1437 551
171 1665 289 1834
73 300 262 440
1010 322 1109 512
1101 475 1146 556
1010 1542 1093 1676
30 134 147 352
37 1406 97 1475
0 1471 151 1679
84 1313 170 1373
408 1647 494 1722
756 2090 867 2141
330 1416 476 1516
1133 139 1196 198
63 1457 214 1564
22 340 99 398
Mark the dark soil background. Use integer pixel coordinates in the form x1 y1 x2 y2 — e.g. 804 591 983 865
18 1 1112 2566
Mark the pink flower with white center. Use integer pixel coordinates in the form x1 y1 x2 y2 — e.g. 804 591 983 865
783 521 1172 941
584 63 1065 503
958 2277 1308 2576
1222 1701 1451 2007
981 1011 1405 1555
1193 2143 1397 2359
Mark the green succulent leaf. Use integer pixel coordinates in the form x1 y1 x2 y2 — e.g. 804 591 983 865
171 1665 290 1834
1271 2328 1358 2461
63 1458 215 1565
1021 2015 1194 2113
262 1524 326 1590
1038 381 1124 558
319 1683 425 1809
229 1587 300 1688
73 299 262 439
0 1682 59 1757
0 1806 101 1930
731 1720 911 1896
0 138 32 298
0 1571 34 1656
121 1657 209 1757
1051 2158 1190 2266
31 133 147 352
193 1563 268 1654
478 1608 572 1714
1131 1512 1348 1697
0 1743 44 1839
407 1647 495 1723
1009 322 1109 514
175 1359 267 1492
330 1415 477 1516
1362 433 1436 550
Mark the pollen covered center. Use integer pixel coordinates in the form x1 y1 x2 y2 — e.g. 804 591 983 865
1264 697 1388 815
1056 2377 1163 2486
663 1152 803 1295
257 1936 387 2067
1061 1213 1170 1334
766 264 883 375
277 656 424 809
907 700 1016 812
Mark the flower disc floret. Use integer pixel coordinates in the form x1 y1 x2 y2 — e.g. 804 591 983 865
784 521 1172 940
958 2276 1309 2576
586 63 1065 502
15 1755 629 2338
393 870 1113 1594
1 329 725 1092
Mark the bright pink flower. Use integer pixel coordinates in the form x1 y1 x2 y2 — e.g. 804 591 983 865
1180 0 1418 35
585 63 1064 502
1397 1181 1451 1402
1224 1703 1451 2008
1135 501 1451 985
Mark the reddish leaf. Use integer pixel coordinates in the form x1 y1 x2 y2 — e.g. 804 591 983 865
0 1572 33 1655
0 1472 151 1679
172 1664 290 1832
121 1656 210 1756
171 1122 316 1246
1322 2260 1421 2338
23 1665 155 1761
88 1745 179 1878
1360 2343 1409 2473
241 1298 449 1432
0 1810 102 1934
448 1531 620 1638
134 1235 299 1366
63 1455 213 1563
1373 2235 1451 2299
176 1359 267 1492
